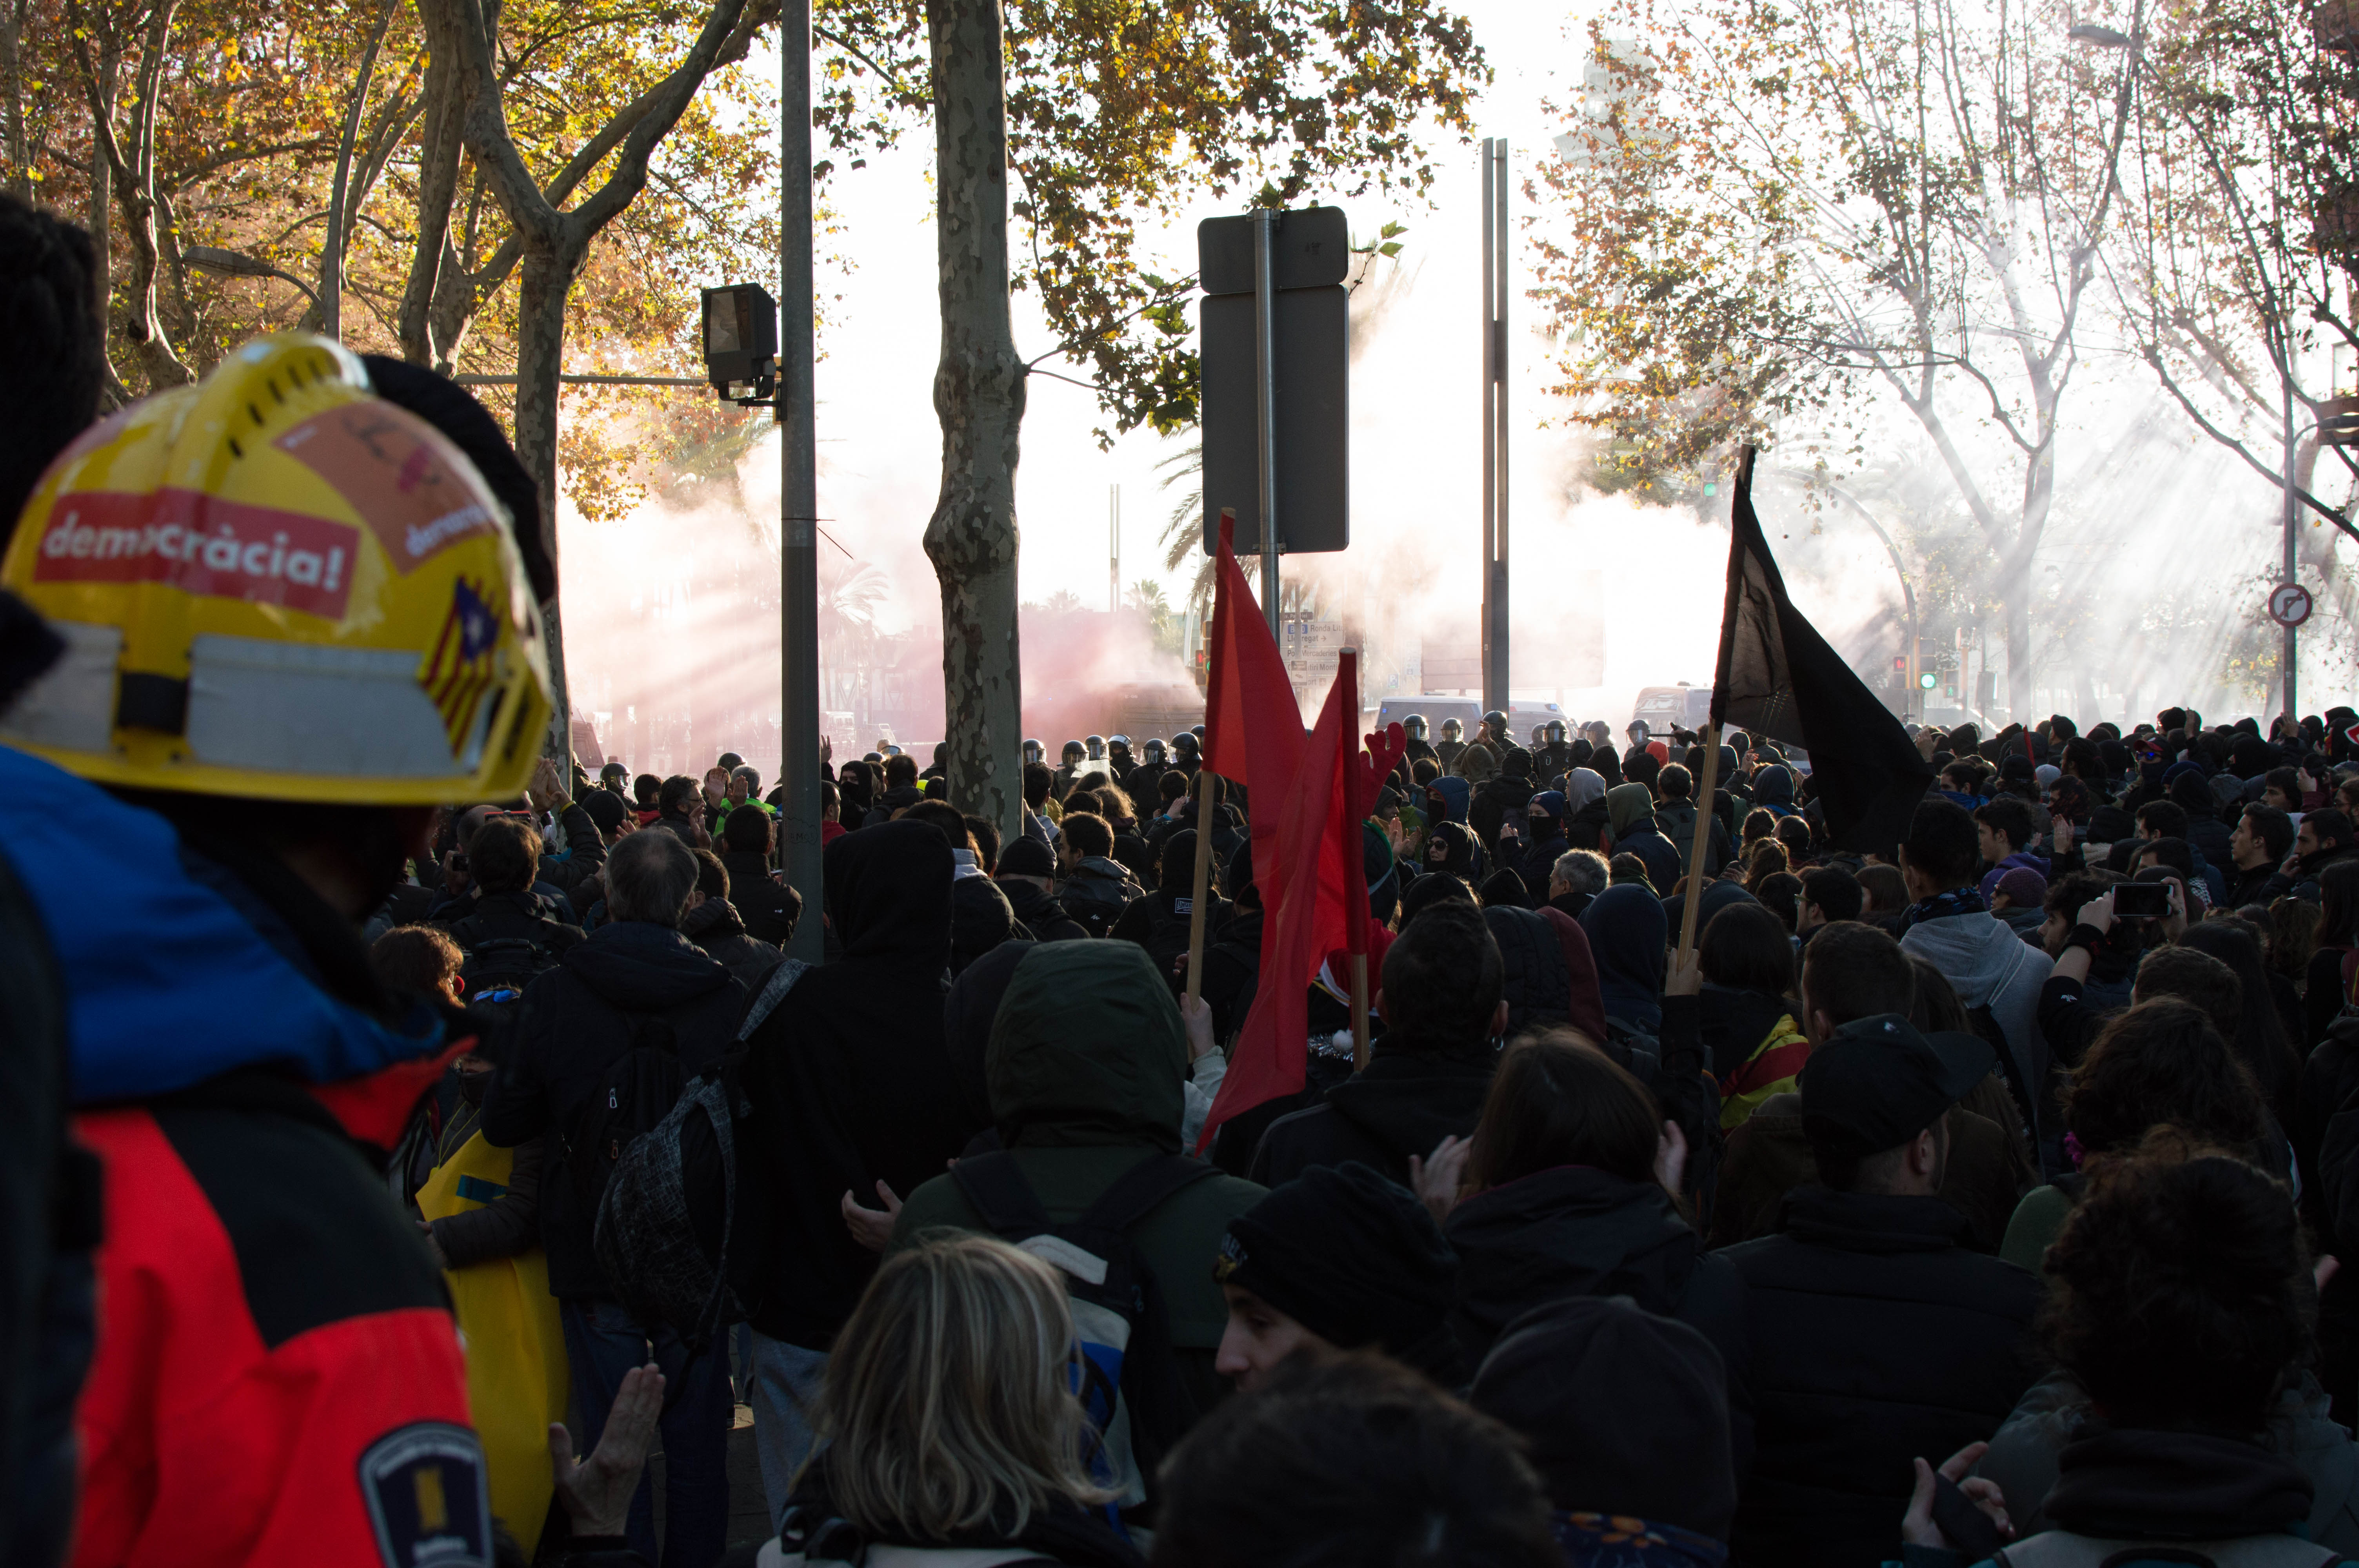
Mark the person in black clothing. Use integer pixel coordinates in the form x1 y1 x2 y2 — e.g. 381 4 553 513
681 847 785 993
2228 803 2294 910
1212 1161 1463 1391
736 820 981 1521
439 814 584 965
1606 782 1680 894
1469 748 1538 855
1149 1354 1562 1568
1720 1013 2038 1568
1911 1135 2329 1563
719 802 801 945
1110 828 1229 989
480 826 748 1568
1470 1297 1740 1563
1430 1031 1751 1472
992 836 1088 942
2268 808 2359 909
1251 900 1503 1188
1197 842 1265 1047
649 774 707 848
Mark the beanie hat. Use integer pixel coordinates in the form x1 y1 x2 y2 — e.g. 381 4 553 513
1994 865 2048 908
1469 1295 1737 1539
1215 1162 1458 1378
949 875 1020 974
995 836 1056 878
580 788 628 837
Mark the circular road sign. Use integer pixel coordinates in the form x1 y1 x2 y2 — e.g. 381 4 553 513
2268 583 2314 628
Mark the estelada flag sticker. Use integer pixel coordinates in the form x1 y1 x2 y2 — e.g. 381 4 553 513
418 576 502 758
276 406 501 573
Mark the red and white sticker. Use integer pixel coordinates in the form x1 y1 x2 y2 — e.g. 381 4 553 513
34 488 357 619
275 407 499 573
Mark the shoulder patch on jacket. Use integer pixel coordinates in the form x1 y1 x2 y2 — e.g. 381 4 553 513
358 1421 491 1568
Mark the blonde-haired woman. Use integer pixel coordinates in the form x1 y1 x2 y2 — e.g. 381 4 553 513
761 1234 1142 1568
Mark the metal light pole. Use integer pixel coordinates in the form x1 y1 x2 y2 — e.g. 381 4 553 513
1479 137 1510 716
779 0 823 963
2283 390 2300 722
1252 208 1282 642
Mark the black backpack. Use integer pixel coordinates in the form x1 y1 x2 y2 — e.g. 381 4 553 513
951 1151 1219 1515
592 959 806 1349
1060 870 1140 940
1601 1016 1663 1087
451 932 562 1009
565 1010 687 1223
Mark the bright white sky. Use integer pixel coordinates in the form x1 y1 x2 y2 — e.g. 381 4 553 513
778 0 1627 622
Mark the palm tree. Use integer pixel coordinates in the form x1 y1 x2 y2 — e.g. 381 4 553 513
1155 441 1217 621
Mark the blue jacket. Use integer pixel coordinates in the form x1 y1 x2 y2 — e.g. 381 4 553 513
0 742 447 1105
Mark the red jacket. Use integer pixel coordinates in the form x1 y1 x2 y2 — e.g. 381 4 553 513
72 1056 484 1568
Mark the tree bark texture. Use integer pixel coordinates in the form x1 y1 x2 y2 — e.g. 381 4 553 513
923 0 1026 849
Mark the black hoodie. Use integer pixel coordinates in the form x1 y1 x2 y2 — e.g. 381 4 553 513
997 877 1089 943
1249 1034 1498 1189
740 821 984 1348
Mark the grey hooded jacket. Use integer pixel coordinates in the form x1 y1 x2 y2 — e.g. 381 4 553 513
1902 908 2055 1163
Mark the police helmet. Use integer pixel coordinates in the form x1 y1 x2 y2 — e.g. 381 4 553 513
1142 737 1168 766
1173 732 1202 759
1402 713 1430 742
1062 740 1085 764
1441 717 1463 740
1545 719 1567 744
1085 735 1107 759
1022 738 1045 766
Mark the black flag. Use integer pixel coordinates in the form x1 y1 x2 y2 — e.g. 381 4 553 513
1711 448 1933 857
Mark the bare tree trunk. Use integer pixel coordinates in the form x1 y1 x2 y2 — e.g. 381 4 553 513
316 0 400 339
398 30 465 365
513 241 580 759
1 0 27 197
78 0 190 388
922 0 1025 848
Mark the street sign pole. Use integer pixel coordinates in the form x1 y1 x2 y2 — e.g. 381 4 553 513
1253 208 1282 644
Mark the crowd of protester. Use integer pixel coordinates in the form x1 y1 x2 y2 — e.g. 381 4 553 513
10 190 2359 1568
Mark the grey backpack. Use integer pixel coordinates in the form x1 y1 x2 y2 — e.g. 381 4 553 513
1996 1535 2344 1568
592 958 805 1349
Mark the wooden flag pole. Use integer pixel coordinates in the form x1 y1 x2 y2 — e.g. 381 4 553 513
1184 771 1220 1004
1674 723 1724 965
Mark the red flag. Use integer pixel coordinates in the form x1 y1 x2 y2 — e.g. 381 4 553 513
1198 671 1352 1151
1198 510 1299 796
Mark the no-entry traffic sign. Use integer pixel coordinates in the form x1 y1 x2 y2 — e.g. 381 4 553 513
2268 583 2314 628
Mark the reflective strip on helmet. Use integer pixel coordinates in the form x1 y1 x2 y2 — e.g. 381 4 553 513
186 633 469 777
0 619 122 753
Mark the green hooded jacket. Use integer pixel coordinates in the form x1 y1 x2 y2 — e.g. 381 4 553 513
889 942 1264 1354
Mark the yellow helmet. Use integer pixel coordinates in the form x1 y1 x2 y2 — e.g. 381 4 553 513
0 334 551 805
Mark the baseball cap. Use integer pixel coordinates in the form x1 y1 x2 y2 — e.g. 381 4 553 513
1799 1013 1994 1160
